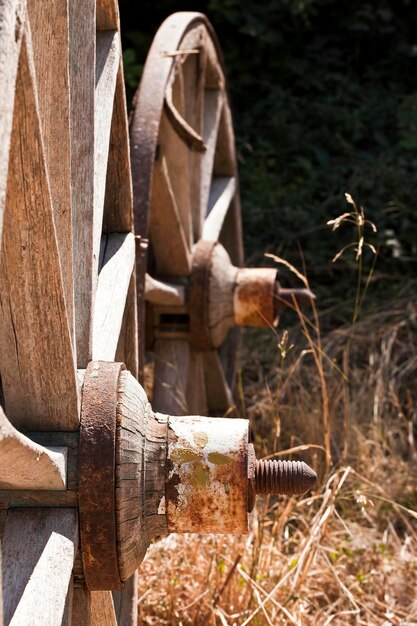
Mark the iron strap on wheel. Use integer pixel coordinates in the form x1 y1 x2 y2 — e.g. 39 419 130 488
79 361 125 591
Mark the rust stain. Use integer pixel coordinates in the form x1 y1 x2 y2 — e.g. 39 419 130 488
234 268 277 327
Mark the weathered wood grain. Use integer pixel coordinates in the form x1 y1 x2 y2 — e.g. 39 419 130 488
0 30 79 430
94 30 120 264
116 371 168 581
112 573 138 626
182 47 205 241
186 351 208 415
92 232 135 362
69 0 95 366
218 194 244 267
203 351 234 415
28 0 75 349
0 427 78 510
96 0 119 30
29 431 79 492
213 98 235 177
0 490 78 510
72 588 117 626
102 62 133 234
62 577 74 626
145 274 185 306
200 89 224 218
115 271 139 381
158 112 193 253
202 176 236 240
152 339 191 414
0 0 25 246
2 508 78 626
208 243 238 348
150 154 191 276
0 406 67 490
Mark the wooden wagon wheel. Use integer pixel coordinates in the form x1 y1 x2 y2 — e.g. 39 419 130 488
130 12 314 417
130 12 243 417
0 0 139 623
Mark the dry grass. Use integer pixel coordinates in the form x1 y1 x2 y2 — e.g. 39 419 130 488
138 297 417 625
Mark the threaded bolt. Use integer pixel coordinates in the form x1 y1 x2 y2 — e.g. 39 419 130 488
255 459 317 495
247 445 317 512
274 287 315 314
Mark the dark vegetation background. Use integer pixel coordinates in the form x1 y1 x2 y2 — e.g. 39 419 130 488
119 0 417 326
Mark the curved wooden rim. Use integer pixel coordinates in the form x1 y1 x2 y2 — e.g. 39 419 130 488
130 11 230 242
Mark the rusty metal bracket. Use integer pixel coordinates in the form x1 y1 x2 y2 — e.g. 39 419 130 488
79 361 125 590
189 239 217 351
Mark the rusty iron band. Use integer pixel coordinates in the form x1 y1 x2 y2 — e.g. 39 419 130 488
189 239 218 351
79 361 125 590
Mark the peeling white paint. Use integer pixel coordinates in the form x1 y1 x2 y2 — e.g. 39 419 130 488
157 496 166 515
166 416 249 533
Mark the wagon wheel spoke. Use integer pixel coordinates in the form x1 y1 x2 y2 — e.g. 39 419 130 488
186 351 208 415
182 49 205 241
92 232 135 362
70 8 122 366
69 0 96 367
2 508 78 625
200 89 224 223
202 350 234 415
202 176 236 241
0 0 25 245
0 24 79 431
94 30 120 237
149 153 191 276
149 343 208 416
153 339 191 415
112 573 138 626
29 0 75 346
72 588 118 626
103 65 133 234
131 13 244 413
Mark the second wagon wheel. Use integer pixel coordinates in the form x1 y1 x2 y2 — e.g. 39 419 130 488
131 12 245 416
0 0 138 623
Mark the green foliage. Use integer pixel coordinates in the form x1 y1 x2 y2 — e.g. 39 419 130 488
119 0 417 316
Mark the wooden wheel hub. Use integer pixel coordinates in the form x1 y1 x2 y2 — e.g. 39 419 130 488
78 361 252 589
189 239 279 351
